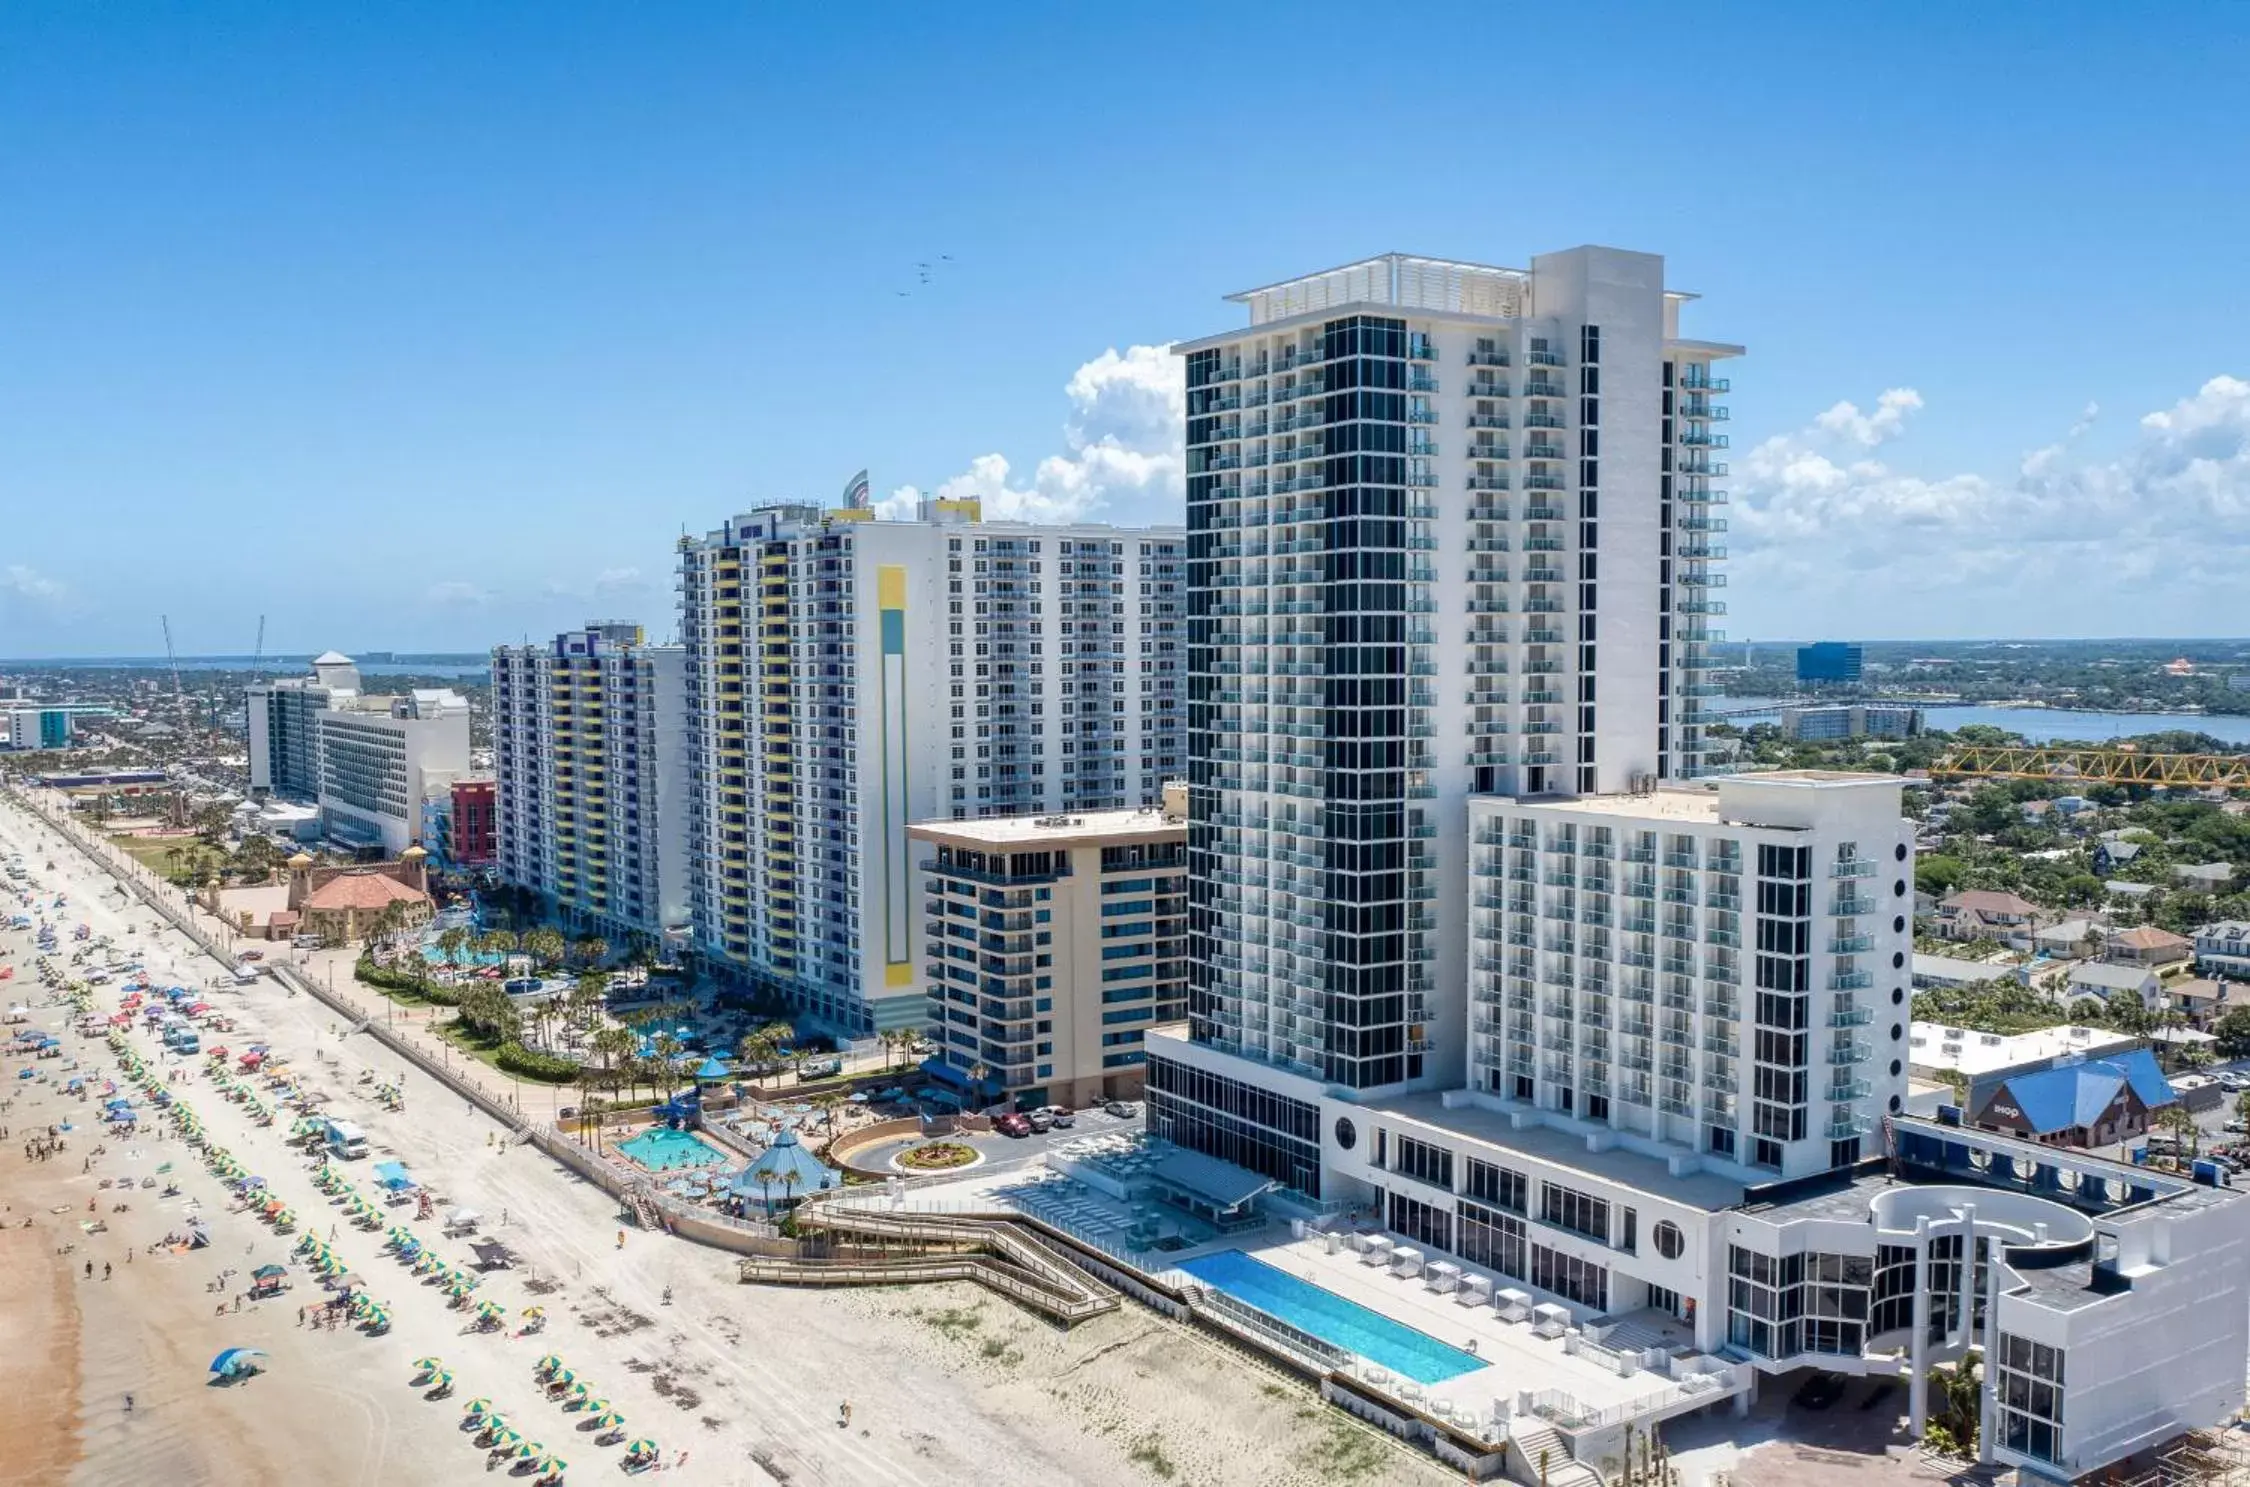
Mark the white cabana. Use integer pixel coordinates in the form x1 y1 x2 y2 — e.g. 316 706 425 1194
1530 1301 1572 1338
1455 1274 1494 1307
1494 1288 1533 1323
1389 1244 1424 1277
1357 1234 1391 1265
1424 1260 1461 1293
443 1208 481 1234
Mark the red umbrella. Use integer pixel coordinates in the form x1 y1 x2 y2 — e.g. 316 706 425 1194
186 1002 211 1016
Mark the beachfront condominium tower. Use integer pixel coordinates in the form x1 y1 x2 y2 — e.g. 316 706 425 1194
247 650 364 798
1147 246 1747 1188
491 623 689 946
677 495 1186 1036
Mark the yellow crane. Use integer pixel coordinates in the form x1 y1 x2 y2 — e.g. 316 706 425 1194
1931 744 2250 788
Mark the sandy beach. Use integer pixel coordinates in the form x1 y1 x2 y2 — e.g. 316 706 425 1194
0 792 1452 1487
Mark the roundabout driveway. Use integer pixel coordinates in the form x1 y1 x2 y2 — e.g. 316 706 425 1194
847 1106 1145 1176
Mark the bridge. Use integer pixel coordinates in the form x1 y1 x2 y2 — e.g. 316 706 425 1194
1930 745 2250 788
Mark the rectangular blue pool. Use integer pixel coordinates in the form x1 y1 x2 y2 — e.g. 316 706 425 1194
1177 1249 1485 1383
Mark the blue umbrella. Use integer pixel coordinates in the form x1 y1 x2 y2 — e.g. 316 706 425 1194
210 1347 268 1376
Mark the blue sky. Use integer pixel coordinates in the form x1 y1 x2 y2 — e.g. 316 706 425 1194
3 3 2248 655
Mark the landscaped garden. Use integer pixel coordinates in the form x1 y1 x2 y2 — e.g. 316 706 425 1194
896 1140 978 1171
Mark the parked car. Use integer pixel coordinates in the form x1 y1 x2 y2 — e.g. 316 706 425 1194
1025 1109 1055 1133
1104 1099 1140 1119
237 949 264 961
993 1113 1033 1138
1045 1107 1076 1129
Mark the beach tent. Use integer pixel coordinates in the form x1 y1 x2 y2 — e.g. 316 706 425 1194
209 1348 267 1378
372 1161 416 1192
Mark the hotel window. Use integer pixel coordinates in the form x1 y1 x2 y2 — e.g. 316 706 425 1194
1386 1191 1452 1253
1455 1201 1527 1281
1996 1333 2065 1466
1539 1182 1610 1244
1530 1245 1608 1310
1464 1158 1527 1214
1391 1135 1454 1191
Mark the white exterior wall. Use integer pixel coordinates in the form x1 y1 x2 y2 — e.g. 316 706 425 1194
491 631 684 942
680 507 1184 1035
314 702 469 857
1467 773 1913 1183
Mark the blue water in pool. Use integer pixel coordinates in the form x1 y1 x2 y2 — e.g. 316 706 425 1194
1177 1249 1485 1383
616 1127 725 1172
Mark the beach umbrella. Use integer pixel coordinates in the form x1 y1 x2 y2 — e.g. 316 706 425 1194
412 1356 443 1373
209 1347 267 1376
463 1398 494 1417
431 1371 453 1393
588 1410 623 1430
516 1441 541 1459
625 1438 657 1458
534 1354 562 1376
578 1398 609 1418
548 1368 575 1387
570 1380 593 1400
253 1265 287 1281
522 1306 545 1320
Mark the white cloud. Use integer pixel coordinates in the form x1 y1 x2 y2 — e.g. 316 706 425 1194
1812 388 1922 446
1731 375 2250 636
0 564 65 606
891 344 1185 526
425 580 493 607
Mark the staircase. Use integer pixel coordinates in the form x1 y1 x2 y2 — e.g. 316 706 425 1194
621 1186 667 1231
1506 1421 1602 1487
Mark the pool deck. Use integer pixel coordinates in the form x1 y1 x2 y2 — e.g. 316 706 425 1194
839 1157 1715 1431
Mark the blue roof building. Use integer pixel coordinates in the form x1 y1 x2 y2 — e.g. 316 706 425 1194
725 1127 841 1209
1974 1049 2176 1146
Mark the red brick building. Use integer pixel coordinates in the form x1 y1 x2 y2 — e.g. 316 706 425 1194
449 777 497 867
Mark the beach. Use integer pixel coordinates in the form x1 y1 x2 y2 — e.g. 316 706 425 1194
0 792 1451 1487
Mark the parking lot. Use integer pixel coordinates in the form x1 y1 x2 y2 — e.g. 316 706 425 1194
848 1101 1147 1174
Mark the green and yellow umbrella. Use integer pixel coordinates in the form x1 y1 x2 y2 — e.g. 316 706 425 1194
625 1438 657 1457
534 1354 562 1377
462 1397 494 1418
587 1410 623 1431
412 1356 443 1374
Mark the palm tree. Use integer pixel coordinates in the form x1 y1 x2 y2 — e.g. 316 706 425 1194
573 969 611 1031
523 927 567 971
435 926 469 969
651 1033 685 1103
2157 1103 2202 1161
574 936 608 969
815 1091 846 1147
775 1165 804 1212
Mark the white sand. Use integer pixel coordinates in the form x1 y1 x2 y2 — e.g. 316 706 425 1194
2 791 1453 1487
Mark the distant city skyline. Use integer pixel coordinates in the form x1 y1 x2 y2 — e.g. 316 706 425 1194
3 5 2246 652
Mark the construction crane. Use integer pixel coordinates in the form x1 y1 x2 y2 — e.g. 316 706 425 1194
160 614 183 697
1932 744 2250 789
251 613 266 674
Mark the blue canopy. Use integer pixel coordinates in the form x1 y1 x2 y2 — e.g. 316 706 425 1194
373 1161 415 1191
210 1347 267 1376
726 1128 841 1206
692 1057 731 1081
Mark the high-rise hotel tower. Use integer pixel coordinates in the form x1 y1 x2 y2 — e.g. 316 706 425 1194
677 496 1186 1035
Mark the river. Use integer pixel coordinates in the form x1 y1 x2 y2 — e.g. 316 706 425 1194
1724 697 2250 746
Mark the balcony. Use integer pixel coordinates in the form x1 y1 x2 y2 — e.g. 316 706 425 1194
1827 1041 1871 1066
1831 858 1876 879
1830 1005 1875 1028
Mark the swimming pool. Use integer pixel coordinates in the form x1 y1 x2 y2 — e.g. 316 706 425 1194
1176 1249 1485 1384
616 1127 726 1173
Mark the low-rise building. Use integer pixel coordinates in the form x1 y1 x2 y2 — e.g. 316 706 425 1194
2165 976 2250 1025
2174 862 2234 891
1934 889 2046 946
1777 703 1923 742
911 785 1186 1110
2031 918 2102 959
1906 1022 2140 1091
2065 960 2162 1010
2103 925 2190 968
1971 1047 2174 1148
1912 953 2027 992
2091 838 2144 875
2193 921 2250 979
